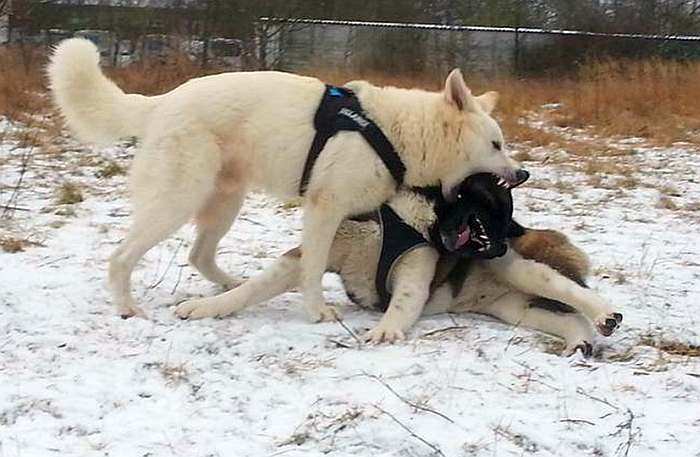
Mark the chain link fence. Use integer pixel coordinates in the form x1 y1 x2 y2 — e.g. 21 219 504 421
259 18 700 77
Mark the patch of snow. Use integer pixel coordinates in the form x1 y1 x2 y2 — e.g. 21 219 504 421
1 122 699 457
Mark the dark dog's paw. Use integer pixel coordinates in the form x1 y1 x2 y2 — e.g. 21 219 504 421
565 341 593 358
595 313 622 336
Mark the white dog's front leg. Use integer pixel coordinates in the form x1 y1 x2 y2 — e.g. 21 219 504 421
487 252 622 336
301 192 345 322
365 247 439 343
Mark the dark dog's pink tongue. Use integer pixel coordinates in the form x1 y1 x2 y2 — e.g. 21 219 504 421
455 226 471 249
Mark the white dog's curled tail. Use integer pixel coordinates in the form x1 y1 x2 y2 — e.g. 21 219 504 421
48 38 156 145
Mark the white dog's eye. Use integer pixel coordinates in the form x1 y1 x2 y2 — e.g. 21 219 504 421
492 140 502 151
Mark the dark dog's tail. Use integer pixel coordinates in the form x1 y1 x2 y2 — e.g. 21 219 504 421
508 223 590 313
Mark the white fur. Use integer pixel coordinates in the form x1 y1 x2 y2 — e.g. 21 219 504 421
48 38 520 320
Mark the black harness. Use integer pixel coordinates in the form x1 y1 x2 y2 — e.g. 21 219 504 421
299 85 406 195
373 204 429 311
349 201 434 311
302 84 418 310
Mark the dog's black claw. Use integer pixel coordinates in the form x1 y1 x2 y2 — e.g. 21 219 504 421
596 317 618 336
578 341 593 358
612 313 623 323
603 318 618 334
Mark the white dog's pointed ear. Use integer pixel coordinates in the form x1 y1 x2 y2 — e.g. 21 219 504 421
444 69 476 112
475 91 499 114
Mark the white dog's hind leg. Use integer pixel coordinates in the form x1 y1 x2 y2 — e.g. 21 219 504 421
479 292 596 357
300 193 345 322
189 189 246 289
176 247 301 319
111 134 221 318
111 204 201 319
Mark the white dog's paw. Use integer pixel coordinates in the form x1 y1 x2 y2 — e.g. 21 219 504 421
176 299 229 320
364 325 405 344
117 303 147 320
564 340 594 358
594 312 623 336
306 305 342 323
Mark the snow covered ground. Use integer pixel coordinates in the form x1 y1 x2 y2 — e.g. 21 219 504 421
1 118 699 457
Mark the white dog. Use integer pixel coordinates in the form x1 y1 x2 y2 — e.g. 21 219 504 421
48 38 523 320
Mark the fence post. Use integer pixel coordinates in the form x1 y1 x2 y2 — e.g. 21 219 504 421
514 26 520 75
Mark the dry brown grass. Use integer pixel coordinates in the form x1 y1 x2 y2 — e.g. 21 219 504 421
639 335 700 357
2 45 700 148
558 59 700 143
0 47 219 119
55 181 84 205
105 52 221 96
0 235 44 253
311 59 700 146
0 46 47 119
95 159 126 179
494 59 700 145
656 194 679 210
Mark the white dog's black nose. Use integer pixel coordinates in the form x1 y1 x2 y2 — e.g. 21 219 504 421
511 169 529 187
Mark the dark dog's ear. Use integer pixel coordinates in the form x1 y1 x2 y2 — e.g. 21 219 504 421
506 220 527 238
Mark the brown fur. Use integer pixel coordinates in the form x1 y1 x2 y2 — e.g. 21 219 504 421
510 229 591 285
284 247 302 258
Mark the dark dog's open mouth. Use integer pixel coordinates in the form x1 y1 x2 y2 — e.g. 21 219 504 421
467 215 492 252
442 215 491 252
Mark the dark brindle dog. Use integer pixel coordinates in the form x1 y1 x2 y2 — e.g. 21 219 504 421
177 174 622 356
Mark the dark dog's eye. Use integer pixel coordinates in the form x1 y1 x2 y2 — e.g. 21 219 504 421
456 193 463 200
492 140 502 151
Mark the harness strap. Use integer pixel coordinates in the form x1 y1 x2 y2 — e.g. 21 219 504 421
375 204 429 311
299 85 406 195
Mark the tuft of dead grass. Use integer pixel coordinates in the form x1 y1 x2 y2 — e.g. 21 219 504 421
684 201 700 212
55 182 84 205
639 335 700 357
656 195 678 211
0 235 44 253
95 160 126 179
